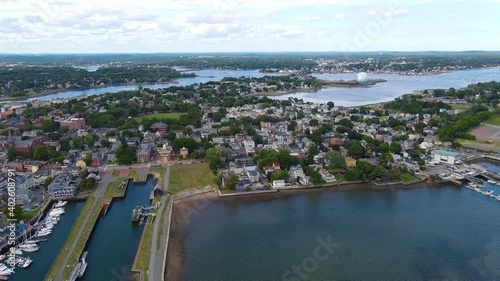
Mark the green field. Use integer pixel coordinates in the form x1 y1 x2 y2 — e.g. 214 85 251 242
484 116 500 126
169 163 217 195
450 104 472 111
104 177 129 197
134 112 186 122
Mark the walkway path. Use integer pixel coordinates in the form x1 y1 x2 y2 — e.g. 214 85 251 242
53 173 116 281
148 166 171 281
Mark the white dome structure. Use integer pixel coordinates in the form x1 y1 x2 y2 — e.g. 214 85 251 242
357 72 368 82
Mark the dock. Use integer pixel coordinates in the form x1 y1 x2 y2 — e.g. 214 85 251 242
69 251 88 281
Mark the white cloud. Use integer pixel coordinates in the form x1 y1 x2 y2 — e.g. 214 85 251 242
334 13 346 20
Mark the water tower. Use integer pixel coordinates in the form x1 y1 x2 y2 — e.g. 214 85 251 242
357 72 368 83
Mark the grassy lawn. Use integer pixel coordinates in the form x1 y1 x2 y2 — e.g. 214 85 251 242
150 167 166 186
169 163 217 195
484 116 500 126
45 196 97 281
450 104 472 111
133 112 186 122
220 189 236 194
128 170 140 181
20 205 43 221
399 173 418 183
61 197 107 280
111 169 120 176
133 215 154 280
104 177 129 198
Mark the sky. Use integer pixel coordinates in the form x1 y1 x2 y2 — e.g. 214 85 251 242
0 0 499 53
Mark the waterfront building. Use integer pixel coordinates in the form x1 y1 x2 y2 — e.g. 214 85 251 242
272 180 286 188
432 149 460 164
47 172 78 199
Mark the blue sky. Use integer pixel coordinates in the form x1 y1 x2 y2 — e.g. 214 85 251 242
0 0 499 53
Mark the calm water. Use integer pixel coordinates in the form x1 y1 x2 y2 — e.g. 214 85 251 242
81 176 154 281
182 185 500 281
7 201 85 281
273 68 500 106
24 69 273 102
20 68 500 104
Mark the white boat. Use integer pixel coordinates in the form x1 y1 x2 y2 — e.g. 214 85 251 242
55 200 68 207
11 248 23 255
21 257 32 268
17 245 38 252
487 180 495 184
0 255 4 261
0 269 12 276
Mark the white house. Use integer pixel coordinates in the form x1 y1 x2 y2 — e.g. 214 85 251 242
272 180 286 188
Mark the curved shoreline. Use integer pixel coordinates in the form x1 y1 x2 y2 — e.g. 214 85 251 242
164 180 448 280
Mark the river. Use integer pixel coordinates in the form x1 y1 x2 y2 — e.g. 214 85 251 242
80 176 155 281
7 201 85 281
15 68 500 105
23 69 273 102
181 184 500 281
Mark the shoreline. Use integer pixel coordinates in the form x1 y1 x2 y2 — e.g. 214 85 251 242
254 79 387 97
164 180 447 280
0 79 181 102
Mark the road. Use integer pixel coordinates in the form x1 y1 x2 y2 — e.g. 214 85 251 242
148 166 171 281
53 173 116 281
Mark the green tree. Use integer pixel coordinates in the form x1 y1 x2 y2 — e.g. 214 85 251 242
347 142 364 159
225 173 239 190
271 170 289 181
44 177 53 189
84 153 92 166
325 151 346 170
205 147 232 173
33 146 49 161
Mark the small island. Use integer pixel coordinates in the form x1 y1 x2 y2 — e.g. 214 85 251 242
322 78 387 88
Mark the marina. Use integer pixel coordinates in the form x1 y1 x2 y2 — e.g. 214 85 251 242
0 201 84 281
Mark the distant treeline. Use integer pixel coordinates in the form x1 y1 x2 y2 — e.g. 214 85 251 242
0 66 193 97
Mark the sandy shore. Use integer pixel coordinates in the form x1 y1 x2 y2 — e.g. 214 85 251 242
164 181 443 280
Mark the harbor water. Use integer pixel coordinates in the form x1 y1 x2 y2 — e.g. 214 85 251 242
181 184 500 281
17 68 500 107
80 176 155 281
8 201 85 281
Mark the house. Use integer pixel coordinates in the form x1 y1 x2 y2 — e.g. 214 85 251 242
244 165 260 183
345 157 357 168
92 153 104 167
290 165 310 185
319 169 336 183
272 180 286 188
432 149 460 164
150 122 169 134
